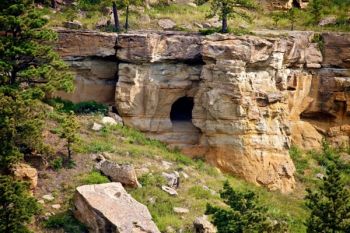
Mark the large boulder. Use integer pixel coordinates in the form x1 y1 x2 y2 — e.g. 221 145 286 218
193 216 217 233
74 183 160 233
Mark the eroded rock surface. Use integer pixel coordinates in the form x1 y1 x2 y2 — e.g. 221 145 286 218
74 183 160 233
56 29 350 193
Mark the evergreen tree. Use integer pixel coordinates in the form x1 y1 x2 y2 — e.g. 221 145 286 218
305 158 350 232
58 111 79 161
308 0 324 25
0 0 74 170
0 175 40 233
206 181 271 233
209 0 256 33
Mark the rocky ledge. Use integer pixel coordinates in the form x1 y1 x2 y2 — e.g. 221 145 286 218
57 29 350 193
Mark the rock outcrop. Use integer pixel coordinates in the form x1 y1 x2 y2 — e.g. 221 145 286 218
56 29 118 103
74 183 160 233
57 29 350 193
11 163 38 192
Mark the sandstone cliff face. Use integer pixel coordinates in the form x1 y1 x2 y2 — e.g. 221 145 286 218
56 29 118 103
57 29 350 193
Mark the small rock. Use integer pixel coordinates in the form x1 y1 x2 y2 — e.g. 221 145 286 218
38 200 45 204
158 19 176 30
63 20 83 29
161 161 173 170
194 215 217 233
148 197 156 204
101 152 112 160
162 172 180 189
181 171 189 179
187 2 197 7
108 112 123 125
194 22 203 29
316 173 325 180
51 204 61 209
91 153 106 162
173 207 189 214
319 16 337 26
102 116 117 125
161 185 178 196
42 194 54 201
91 122 103 131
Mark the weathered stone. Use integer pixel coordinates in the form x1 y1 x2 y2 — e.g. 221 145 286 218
51 204 61 209
92 122 103 131
74 183 160 233
102 116 118 125
158 19 176 30
98 160 140 188
11 163 38 191
173 207 189 214
193 216 217 233
322 33 350 68
319 16 337 26
161 185 178 196
42 194 55 201
56 29 117 58
162 172 180 188
63 20 83 29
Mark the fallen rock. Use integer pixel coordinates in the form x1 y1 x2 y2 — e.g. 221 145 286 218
98 160 140 188
319 16 337 26
193 215 217 233
102 116 117 125
108 112 124 125
91 122 103 131
74 183 160 233
51 204 61 209
42 194 55 201
316 173 325 180
11 163 38 191
158 19 176 30
161 185 178 196
173 207 189 214
162 171 180 188
63 20 83 29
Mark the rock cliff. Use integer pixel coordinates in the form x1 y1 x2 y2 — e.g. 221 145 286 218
57 29 350 193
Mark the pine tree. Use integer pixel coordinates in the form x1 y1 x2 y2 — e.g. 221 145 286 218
305 158 350 232
0 175 40 233
209 0 256 33
0 0 74 170
206 181 271 233
58 111 79 161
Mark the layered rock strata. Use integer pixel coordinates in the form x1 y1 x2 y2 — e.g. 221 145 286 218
57 30 350 193
56 29 118 103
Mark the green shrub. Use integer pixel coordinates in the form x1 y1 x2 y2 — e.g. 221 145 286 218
139 173 167 187
74 101 108 115
44 211 87 233
46 98 108 115
289 146 309 175
50 157 63 170
80 171 110 185
0 176 40 233
83 139 115 153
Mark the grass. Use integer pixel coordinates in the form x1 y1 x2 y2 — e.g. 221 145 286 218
80 171 110 185
38 113 350 233
44 211 87 233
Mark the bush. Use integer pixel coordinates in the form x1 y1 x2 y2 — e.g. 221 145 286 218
289 146 309 175
50 157 63 170
46 98 108 115
44 211 87 233
0 176 40 233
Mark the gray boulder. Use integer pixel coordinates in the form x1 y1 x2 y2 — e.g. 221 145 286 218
74 183 160 233
97 160 141 188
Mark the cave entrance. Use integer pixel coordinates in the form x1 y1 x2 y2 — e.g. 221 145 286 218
292 0 301 8
170 97 194 122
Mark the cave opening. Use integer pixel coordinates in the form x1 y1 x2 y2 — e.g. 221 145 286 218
170 97 194 122
292 0 301 8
